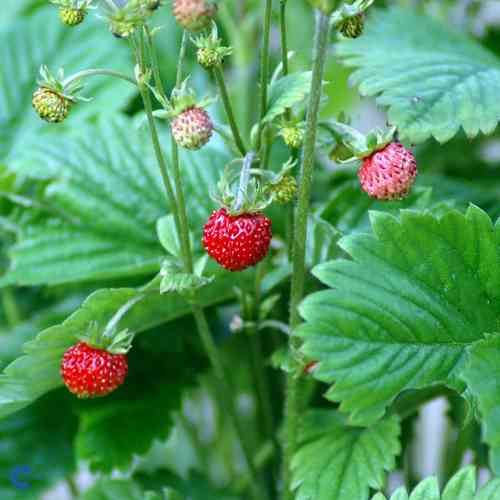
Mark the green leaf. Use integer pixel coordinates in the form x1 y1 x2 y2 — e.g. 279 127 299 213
263 72 312 123
320 180 434 235
0 268 246 418
0 7 135 162
291 410 400 500
75 339 200 473
2 115 228 286
306 215 341 267
298 206 500 424
462 334 500 475
157 215 182 258
337 7 500 143
81 478 146 500
372 466 500 500
0 390 77 500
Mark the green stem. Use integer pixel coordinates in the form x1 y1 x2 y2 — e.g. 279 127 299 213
62 68 136 88
256 0 273 151
145 25 167 101
191 305 268 500
66 475 79 498
213 66 247 156
142 29 268 500
1 288 20 327
279 0 292 122
282 12 332 500
170 31 194 272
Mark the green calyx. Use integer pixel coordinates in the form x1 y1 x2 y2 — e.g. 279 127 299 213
50 0 94 9
192 22 233 70
321 119 397 163
331 0 374 28
102 0 154 38
36 65 88 103
214 153 273 215
151 78 215 119
78 322 134 355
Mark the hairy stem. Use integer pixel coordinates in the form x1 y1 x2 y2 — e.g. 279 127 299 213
279 0 292 122
170 30 194 272
213 66 247 156
256 0 273 151
282 11 332 499
191 305 268 500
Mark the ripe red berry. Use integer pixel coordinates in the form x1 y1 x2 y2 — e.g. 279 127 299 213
358 142 417 200
171 106 213 150
203 208 272 271
61 342 128 398
172 0 217 32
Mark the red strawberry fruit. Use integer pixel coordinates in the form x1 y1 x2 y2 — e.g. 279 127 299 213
61 342 128 398
203 208 272 271
358 142 417 200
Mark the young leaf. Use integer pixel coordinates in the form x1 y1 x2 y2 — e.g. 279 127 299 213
372 466 500 499
337 7 500 143
298 206 500 424
462 334 500 475
2 116 228 286
291 410 400 500
0 7 135 163
157 215 182 258
263 72 313 123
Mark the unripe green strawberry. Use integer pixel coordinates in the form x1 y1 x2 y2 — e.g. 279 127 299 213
171 106 213 150
172 0 217 32
197 47 222 69
32 87 71 123
145 0 162 10
339 13 365 38
281 126 304 149
272 175 297 204
59 7 86 26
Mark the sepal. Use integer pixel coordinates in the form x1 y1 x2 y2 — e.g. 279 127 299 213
331 0 374 27
159 256 215 294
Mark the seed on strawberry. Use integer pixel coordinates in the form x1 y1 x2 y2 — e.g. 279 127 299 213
32 87 71 123
203 208 272 271
172 0 217 32
339 13 365 38
61 341 128 398
171 106 213 150
59 7 86 26
358 142 417 200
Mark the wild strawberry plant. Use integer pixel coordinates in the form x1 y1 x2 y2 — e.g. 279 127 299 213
1 0 500 499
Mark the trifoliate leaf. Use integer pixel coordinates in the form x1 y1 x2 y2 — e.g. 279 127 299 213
291 410 400 500
263 72 312 123
462 334 500 475
337 7 500 143
298 206 500 425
